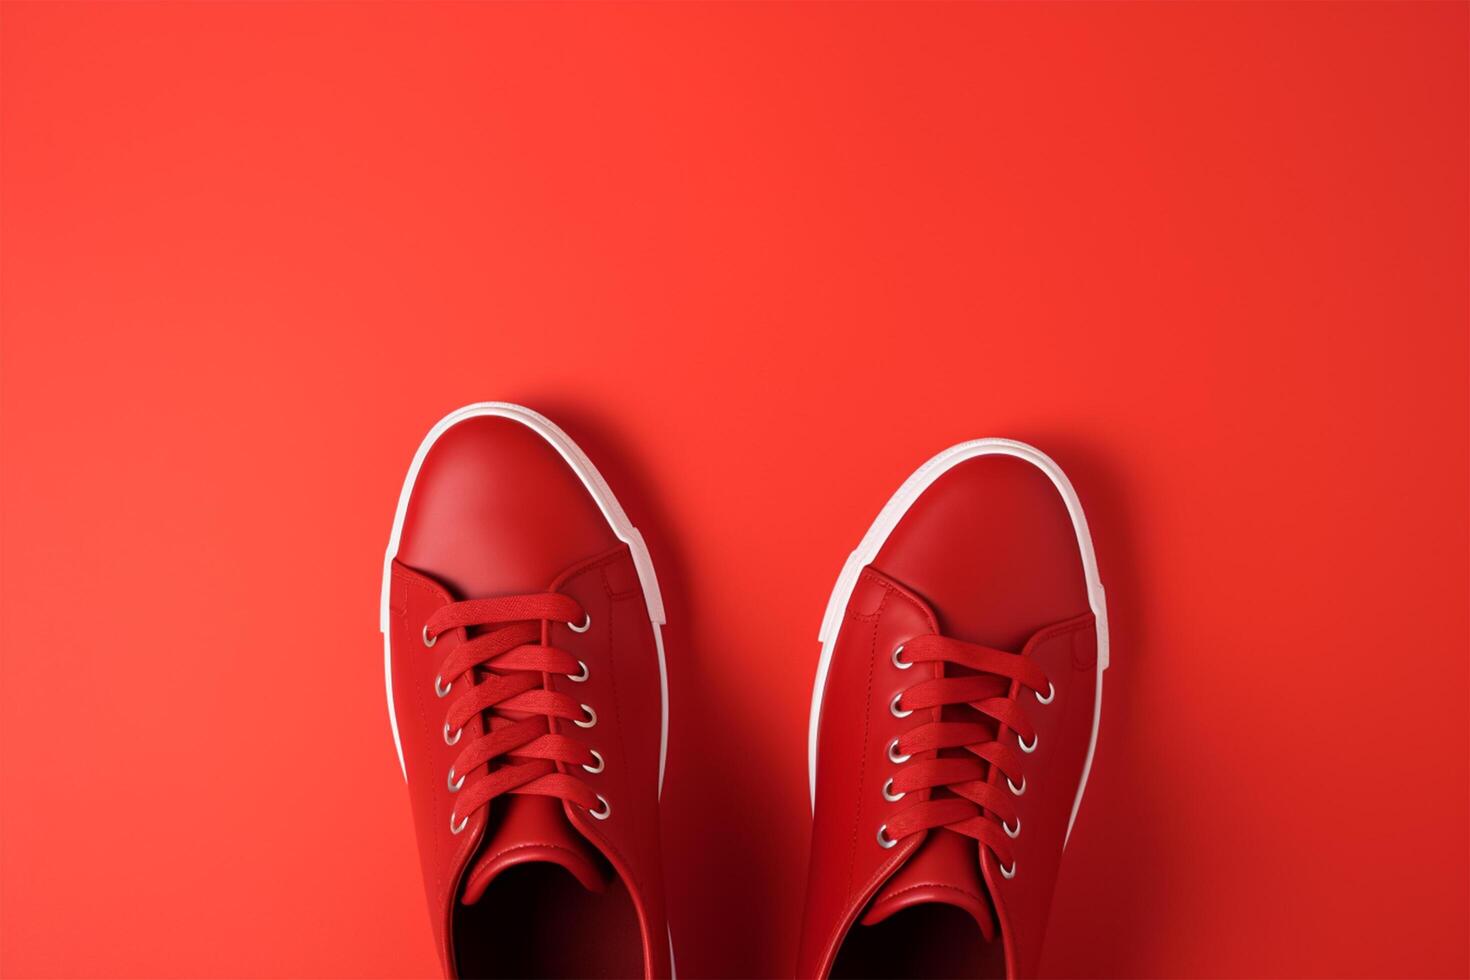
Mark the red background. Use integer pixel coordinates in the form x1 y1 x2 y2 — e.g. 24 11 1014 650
2 4 1467 977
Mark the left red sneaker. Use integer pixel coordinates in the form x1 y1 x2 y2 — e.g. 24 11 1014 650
798 439 1108 979
380 403 672 979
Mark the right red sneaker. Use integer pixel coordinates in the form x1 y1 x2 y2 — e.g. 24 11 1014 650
798 439 1108 979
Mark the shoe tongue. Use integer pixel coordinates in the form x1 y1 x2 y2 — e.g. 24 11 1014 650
459 795 609 905
861 829 996 941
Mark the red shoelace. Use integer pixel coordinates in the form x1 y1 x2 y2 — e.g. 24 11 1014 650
880 634 1053 877
423 594 606 834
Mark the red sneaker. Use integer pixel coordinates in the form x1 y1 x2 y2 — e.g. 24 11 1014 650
798 440 1108 979
381 403 673 979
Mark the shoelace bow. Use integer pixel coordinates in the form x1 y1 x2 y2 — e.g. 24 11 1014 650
884 634 1053 874
424 594 603 832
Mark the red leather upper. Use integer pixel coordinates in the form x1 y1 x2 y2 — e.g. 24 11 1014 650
875 455 1089 651
387 414 669 979
799 454 1099 980
396 415 621 600
799 569 948 977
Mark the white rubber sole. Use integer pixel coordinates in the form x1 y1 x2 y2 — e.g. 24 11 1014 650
808 438 1108 842
379 402 670 796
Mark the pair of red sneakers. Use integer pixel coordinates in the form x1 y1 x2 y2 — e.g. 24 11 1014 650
381 403 1108 979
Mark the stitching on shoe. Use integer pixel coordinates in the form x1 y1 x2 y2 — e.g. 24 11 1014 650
872 880 990 905
844 588 889 898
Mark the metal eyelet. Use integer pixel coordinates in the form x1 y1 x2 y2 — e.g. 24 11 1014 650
450 812 467 834
892 645 911 670
889 692 913 718
877 825 897 849
443 723 462 746
575 704 597 729
568 613 592 634
999 860 1016 879
1035 682 1055 705
590 795 611 820
1018 732 1038 754
1008 775 1026 796
448 768 464 792
582 749 605 774
422 624 437 648
887 738 912 764
434 675 452 698
882 778 906 802
1003 816 1021 839
568 660 589 683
